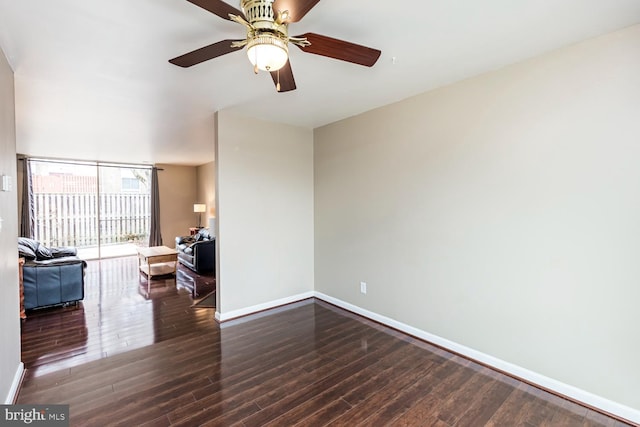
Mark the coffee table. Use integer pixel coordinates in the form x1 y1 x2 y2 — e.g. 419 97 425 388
137 246 178 280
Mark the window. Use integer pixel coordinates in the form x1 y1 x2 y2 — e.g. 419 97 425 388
28 159 152 259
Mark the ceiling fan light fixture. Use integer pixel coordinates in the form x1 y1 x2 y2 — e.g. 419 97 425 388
170 0 381 93
247 33 289 72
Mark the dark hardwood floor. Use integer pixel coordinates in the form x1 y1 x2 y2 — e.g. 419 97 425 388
17 257 634 426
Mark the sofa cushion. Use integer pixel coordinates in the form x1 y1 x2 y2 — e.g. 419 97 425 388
184 246 193 255
26 256 87 267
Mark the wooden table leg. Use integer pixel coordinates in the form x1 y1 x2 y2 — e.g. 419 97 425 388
19 258 26 320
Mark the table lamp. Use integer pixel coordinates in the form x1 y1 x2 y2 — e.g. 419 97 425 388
193 204 206 228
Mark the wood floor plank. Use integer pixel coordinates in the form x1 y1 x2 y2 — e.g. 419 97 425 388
236 343 401 425
486 384 556 426
338 348 435 408
72 375 209 425
137 415 171 427
259 341 425 426
454 377 515 426
388 360 478 426
16 257 635 427
291 398 353 426
325 356 438 426
357 368 435 425
175 401 262 427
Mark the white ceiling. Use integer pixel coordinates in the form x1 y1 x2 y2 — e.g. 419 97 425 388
0 0 639 166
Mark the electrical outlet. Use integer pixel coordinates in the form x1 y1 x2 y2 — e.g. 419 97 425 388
360 281 367 294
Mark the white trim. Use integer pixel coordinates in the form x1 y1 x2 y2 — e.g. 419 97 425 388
313 291 640 425
216 291 314 322
4 362 24 404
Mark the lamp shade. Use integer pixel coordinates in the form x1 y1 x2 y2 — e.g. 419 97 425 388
247 34 288 72
193 204 206 213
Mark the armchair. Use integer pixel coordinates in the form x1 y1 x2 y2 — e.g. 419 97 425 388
175 229 215 275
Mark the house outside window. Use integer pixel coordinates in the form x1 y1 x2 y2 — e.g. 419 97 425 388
121 177 140 191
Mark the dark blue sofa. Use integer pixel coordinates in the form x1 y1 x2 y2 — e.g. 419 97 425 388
19 238 86 310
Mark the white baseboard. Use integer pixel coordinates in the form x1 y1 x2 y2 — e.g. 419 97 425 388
313 292 640 425
215 291 314 322
4 362 24 404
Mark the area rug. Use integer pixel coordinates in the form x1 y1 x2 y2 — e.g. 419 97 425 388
191 291 215 309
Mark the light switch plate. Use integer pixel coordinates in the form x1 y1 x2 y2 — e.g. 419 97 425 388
1 175 12 192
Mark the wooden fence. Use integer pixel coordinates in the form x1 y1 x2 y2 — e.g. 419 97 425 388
33 193 150 248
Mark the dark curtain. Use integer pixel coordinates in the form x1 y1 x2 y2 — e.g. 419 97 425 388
20 158 34 237
149 166 163 246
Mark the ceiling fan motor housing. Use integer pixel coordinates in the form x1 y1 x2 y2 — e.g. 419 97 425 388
241 0 289 45
241 0 285 32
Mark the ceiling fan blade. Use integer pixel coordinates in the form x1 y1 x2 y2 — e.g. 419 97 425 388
186 0 244 21
169 40 245 67
272 0 321 22
294 33 381 67
270 60 296 92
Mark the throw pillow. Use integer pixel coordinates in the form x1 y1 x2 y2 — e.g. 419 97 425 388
178 236 195 245
18 243 37 260
18 237 40 253
35 245 54 260
50 246 77 258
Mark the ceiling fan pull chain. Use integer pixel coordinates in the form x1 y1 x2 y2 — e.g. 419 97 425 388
276 69 281 92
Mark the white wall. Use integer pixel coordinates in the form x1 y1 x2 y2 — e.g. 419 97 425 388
0 46 22 403
216 110 314 317
314 25 640 412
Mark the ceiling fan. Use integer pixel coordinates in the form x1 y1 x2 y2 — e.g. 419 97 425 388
169 0 382 92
